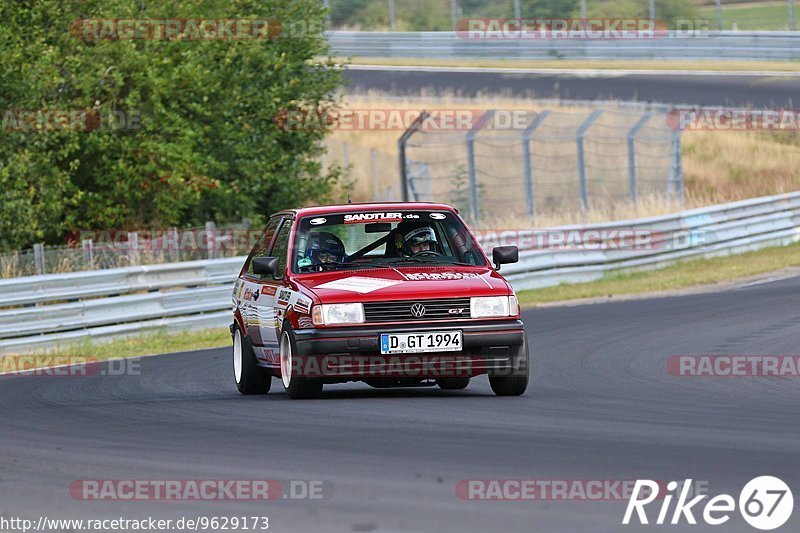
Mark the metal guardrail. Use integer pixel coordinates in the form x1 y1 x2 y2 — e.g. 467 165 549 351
1 191 799 353
328 31 800 61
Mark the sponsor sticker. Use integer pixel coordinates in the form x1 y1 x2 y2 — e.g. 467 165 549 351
405 272 481 281
343 213 420 224
309 217 327 225
315 276 402 294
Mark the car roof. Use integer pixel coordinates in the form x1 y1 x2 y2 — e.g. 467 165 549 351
273 202 458 218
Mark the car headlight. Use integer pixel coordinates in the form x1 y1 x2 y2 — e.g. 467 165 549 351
312 303 365 325
471 296 518 318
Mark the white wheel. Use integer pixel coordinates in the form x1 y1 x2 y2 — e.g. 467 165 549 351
280 331 292 389
233 326 270 395
233 329 243 384
279 327 322 399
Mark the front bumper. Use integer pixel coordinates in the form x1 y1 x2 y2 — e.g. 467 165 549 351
291 319 525 379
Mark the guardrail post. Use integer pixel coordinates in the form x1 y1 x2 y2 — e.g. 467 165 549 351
626 113 653 205
790 0 796 31
576 109 603 211
466 110 495 223
522 110 550 218
397 111 429 202
33 243 45 275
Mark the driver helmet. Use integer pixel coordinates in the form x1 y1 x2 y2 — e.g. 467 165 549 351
395 222 438 256
306 231 346 264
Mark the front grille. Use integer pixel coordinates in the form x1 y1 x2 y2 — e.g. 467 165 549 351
363 298 471 322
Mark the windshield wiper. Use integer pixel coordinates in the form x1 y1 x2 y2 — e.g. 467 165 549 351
376 257 477 267
315 261 392 271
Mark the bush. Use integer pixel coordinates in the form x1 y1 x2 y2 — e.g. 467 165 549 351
0 0 343 252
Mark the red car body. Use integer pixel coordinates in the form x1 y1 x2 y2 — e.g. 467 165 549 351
231 202 529 398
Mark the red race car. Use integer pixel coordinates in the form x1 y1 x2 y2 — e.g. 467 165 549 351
231 203 529 399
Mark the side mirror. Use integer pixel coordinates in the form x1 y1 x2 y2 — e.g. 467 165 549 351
252 256 280 277
492 246 519 270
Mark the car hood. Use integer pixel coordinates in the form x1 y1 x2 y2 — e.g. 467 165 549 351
297 266 510 304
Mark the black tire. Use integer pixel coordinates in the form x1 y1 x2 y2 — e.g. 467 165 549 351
488 334 530 396
437 377 470 390
279 326 323 400
233 327 271 395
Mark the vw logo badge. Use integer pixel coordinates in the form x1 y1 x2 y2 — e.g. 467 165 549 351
410 303 426 318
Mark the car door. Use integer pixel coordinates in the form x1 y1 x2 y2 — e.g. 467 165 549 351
238 217 282 362
255 217 294 365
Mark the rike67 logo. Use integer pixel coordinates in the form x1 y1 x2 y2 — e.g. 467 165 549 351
624 476 793 530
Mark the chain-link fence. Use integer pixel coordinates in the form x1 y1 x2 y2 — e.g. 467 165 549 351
0 222 256 279
398 108 682 222
323 139 400 201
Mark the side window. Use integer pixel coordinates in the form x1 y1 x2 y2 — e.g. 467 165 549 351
269 219 293 280
245 217 282 277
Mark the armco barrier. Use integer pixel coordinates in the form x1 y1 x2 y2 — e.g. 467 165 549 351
1 191 799 353
328 31 800 61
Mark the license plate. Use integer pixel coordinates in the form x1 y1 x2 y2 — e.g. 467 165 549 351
380 331 462 354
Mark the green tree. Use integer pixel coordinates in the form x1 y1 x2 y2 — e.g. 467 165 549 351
0 0 342 251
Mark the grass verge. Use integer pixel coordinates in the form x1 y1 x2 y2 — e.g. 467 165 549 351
517 241 800 307
5 328 230 363
697 2 791 31
341 57 800 73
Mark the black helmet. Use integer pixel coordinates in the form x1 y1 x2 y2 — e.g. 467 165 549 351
306 231 346 263
395 222 438 256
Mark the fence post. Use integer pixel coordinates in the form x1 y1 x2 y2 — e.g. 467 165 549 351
514 0 521 19
576 109 603 211
790 0 796 31
522 110 550 218
343 142 350 169
397 111 429 202
81 238 94 267
127 232 139 265
466 110 495 223
668 130 685 203
33 243 45 275
388 0 396 30
206 221 216 259
626 113 653 205
370 148 379 200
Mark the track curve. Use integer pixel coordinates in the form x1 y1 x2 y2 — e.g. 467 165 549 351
2 277 800 532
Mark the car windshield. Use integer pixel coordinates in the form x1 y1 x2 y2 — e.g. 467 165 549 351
291 210 488 273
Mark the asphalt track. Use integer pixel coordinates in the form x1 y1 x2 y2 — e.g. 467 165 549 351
2 275 799 532
344 66 800 108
